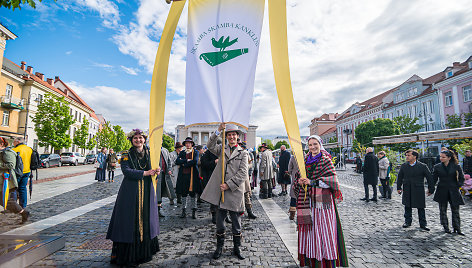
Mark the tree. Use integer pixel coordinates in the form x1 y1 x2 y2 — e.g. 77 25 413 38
113 125 129 152
262 139 275 151
274 140 290 150
390 115 423 153
446 114 462 129
352 139 365 155
355 118 400 147
96 122 117 150
32 94 74 152
162 134 175 152
73 118 89 152
1 0 57 10
453 139 472 157
463 113 472 127
328 137 340 154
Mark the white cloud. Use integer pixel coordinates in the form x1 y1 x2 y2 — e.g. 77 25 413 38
89 0 472 136
92 62 114 71
65 51 72 55
120 65 139 76
74 0 121 28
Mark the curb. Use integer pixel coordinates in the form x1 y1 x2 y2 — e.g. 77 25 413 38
32 170 96 185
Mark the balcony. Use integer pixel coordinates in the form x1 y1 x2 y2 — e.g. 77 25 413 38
1 96 25 110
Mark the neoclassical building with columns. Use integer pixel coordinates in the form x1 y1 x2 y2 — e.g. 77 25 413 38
175 124 258 150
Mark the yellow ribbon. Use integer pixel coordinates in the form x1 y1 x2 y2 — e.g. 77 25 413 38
149 0 186 195
268 0 308 198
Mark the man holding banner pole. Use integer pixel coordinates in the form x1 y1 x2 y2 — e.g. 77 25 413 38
201 123 248 260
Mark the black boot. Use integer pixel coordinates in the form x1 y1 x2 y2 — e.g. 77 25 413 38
212 233 225 259
233 234 245 260
268 188 273 198
177 195 182 204
246 207 257 219
192 208 197 219
225 215 232 223
180 208 186 218
211 212 217 224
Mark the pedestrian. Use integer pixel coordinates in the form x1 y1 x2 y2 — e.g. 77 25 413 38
462 149 472 176
296 135 348 267
259 143 274 199
252 152 258 189
378 151 391 199
196 145 205 204
176 137 202 219
95 147 107 182
12 137 33 209
277 145 291 196
431 150 465 235
361 147 379 202
435 146 448 165
169 142 183 204
200 144 219 223
272 155 278 190
106 148 118 182
0 137 30 223
106 129 160 266
157 146 177 217
397 149 434 231
287 154 299 220
239 141 257 220
355 154 362 173
201 123 248 260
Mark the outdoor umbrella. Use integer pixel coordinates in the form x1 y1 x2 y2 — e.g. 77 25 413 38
2 172 9 210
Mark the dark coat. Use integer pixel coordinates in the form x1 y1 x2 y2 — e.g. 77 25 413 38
176 149 202 195
200 150 218 181
362 152 379 185
432 162 465 207
278 150 291 184
106 148 159 243
463 156 472 175
397 161 434 208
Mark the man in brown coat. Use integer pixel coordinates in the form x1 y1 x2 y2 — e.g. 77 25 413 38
201 123 248 260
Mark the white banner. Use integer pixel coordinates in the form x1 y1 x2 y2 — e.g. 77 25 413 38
185 0 265 128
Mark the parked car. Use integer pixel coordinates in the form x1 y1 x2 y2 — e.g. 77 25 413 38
40 154 62 168
60 152 86 166
86 154 97 164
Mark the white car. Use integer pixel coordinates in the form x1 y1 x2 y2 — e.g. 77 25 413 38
60 152 86 166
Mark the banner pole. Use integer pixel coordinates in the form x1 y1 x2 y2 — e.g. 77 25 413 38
221 128 225 203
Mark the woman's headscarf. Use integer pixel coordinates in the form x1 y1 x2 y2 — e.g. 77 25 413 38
306 135 332 164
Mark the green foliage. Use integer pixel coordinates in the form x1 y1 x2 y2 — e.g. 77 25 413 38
86 135 96 151
274 140 290 150
32 94 74 152
96 122 117 150
381 147 405 186
355 118 400 147
393 115 422 134
328 137 340 154
464 113 472 127
352 139 365 155
162 134 175 152
453 139 472 157
73 118 89 151
0 0 57 10
262 139 275 151
446 114 462 129
113 125 130 152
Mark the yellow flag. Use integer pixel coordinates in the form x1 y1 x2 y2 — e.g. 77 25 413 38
268 0 307 180
149 0 186 194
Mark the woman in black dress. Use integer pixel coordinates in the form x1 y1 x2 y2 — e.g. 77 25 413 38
431 150 465 235
106 129 161 265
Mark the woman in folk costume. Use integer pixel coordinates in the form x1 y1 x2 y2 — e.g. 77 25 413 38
176 137 203 219
296 135 348 267
106 129 160 266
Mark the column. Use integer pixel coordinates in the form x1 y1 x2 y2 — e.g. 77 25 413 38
198 132 202 145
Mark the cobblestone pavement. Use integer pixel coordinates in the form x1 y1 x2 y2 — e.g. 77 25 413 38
3 164 472 267
273 166 472 268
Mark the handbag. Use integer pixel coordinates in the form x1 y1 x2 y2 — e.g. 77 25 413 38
94 162 100 169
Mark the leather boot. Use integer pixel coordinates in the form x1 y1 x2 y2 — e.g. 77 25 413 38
233 233 245 260
180 208 186 218
192 208 197 219
212 232 225 259
211 212 217 224
268 188 273 198
246 207 257 219
177 195 182 204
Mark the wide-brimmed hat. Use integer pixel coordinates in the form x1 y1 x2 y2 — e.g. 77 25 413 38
225 124 244 136
175 142 183 149
183 137 195 146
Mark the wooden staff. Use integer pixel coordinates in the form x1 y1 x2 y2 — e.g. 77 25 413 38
221 128 225 203
189 149 194 192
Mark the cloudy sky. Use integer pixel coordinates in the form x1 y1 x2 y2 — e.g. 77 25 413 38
2 0 471 137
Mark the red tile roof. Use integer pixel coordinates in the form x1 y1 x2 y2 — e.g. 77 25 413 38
54 77 94 112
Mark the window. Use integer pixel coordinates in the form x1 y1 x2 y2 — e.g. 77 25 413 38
79 113 82 122
33 139 38 151
2 111 10 126
70 108 73 115
5 84 13 101
36 94 43 104
464 85 472 102
407 87 418 97
447 71 453 78
445 92 453 107
75 111 78 120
